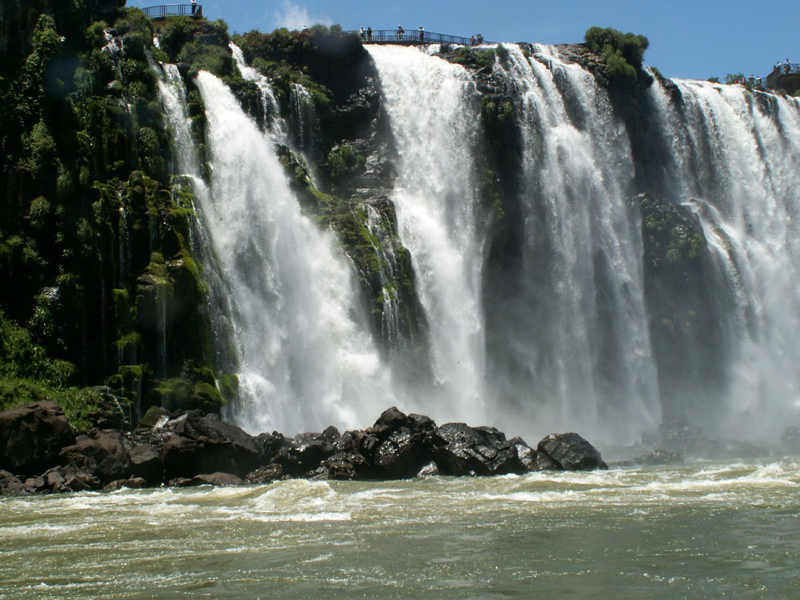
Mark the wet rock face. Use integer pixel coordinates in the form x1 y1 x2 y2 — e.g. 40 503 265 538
0 402 613 493
537 433 608 471
0 401 75 475
60 430 132 484
429 423 527 476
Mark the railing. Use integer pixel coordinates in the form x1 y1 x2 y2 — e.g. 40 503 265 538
345 29 492 46
772 62 800 76
143 4 202 19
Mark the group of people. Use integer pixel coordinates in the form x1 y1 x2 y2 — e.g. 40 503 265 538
774 59 796 75
469 33 484 46
359 27 374 41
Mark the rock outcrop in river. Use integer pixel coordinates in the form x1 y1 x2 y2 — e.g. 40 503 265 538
0 402 608 495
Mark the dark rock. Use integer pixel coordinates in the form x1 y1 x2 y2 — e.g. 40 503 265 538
508 437 555 472
60 430 132 484
430 423 526 476
104 477 147 491
245 463 284 484
160 411 261 480
190 472 243 487
64 472 98 492
324 451 371 480
255 432 285 461
0 470 27 496
0 401 75 475
276 433 336 477
128 443 163 484
537 433 608 471
44 467 66 489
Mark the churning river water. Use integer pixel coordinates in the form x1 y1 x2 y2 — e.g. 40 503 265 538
2 459 799 599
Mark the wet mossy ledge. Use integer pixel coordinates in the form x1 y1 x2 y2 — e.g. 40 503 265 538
0 402 615 495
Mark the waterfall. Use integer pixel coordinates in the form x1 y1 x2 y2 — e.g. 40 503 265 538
478 45 659 442
647 78 800 438
366 45 488 426
150 43 800 446
229 43 287 142
364 204 402 347
192 71 390 435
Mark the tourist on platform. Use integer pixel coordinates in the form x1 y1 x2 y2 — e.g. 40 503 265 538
367 27 373 41
360 28 366 40
470 35 475 46
477 33 483 44
398 25 404 39
419 26 425 41
191 0 197 15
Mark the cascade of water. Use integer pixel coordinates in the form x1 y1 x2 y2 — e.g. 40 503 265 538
229 43 287 142
364 204 402 347
192 71 390 435
118 204 130 285
366 45 488 425
647 78 800 438
484 45 660 442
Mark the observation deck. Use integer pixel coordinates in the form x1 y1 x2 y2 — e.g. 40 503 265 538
142 4 203 20
344 29 492 46
766 62 800 95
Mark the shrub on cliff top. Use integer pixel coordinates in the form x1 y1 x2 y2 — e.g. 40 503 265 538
585 27 649 78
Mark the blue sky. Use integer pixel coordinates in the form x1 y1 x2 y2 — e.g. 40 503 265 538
128 0 798 80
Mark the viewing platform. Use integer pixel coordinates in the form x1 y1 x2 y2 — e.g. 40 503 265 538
143 4 203 20
766 62 800 95
345 29 491 46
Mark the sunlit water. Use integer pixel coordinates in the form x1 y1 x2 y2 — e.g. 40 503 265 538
2 459 799 599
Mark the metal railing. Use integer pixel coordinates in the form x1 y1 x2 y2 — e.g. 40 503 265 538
142 4 202 19
772 62 800 76
345 29 492 46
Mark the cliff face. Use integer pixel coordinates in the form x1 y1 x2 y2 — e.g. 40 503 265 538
2 7 794 440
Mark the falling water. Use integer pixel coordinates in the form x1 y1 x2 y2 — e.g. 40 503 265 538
366 45 488 426
647 78 800 438
364 204 402 347
192 71 389 435
229 43 287 141
480 45 659 442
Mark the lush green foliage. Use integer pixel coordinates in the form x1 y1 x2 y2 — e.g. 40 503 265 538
585 27 649 78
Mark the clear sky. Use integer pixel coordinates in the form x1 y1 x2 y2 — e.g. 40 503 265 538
128 0 799 80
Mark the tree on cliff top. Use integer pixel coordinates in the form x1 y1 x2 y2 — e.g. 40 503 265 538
585 27 649 79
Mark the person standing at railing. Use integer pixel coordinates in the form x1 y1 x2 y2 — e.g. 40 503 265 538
191 0 197 15
419 26 424 41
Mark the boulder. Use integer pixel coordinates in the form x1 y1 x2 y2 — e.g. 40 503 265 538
160 411 261 480
367 408 436 479
0 470 27 496
245 463 284 484
537 433 608 471
324 451 371 480
276 432 336 477
104 477 147 491
60 430 132 484
429 423 526 476
508 437 556 471
128 443 163 484
172 472 243 487
0 401 75 475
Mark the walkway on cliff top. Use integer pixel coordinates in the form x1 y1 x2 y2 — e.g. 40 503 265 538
345 29 492 46
140 8 488 46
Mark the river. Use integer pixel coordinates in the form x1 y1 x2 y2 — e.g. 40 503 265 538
2 458 799 599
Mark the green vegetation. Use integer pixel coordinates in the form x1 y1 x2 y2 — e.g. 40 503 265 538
584 27 649 79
